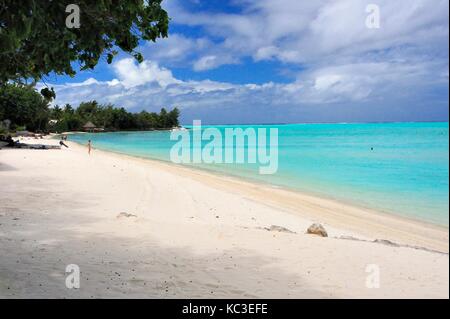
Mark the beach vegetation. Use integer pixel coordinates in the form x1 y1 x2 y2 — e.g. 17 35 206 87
0 83 50 132
0 83 180 133
50 100 180 132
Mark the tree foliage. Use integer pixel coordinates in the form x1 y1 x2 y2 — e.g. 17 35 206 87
0 83 50 131
0 0 169 83
50 100 180 132
0 85 180 133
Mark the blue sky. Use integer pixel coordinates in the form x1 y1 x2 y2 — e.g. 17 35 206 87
45 0 449 124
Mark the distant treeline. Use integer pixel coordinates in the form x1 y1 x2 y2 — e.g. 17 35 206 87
0 83 180 133
50 101 180 132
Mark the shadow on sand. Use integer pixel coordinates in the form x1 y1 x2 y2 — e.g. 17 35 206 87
0 178 324 298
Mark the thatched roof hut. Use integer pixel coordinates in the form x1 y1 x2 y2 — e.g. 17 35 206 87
83 121 98 132
82 121 105 132
83 121 96 129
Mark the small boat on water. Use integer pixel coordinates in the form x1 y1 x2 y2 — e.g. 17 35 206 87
171 126 188 132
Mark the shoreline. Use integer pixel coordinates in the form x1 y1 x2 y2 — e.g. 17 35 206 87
62 132 450 231
81 141 450 228
1 138 448 298
66 140 448 253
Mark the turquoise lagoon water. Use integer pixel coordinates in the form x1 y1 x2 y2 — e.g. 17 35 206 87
69 122 449 226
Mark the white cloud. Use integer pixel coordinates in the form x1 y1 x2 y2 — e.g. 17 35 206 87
254 46 279 61
314 75 342 91
49 56 447 122
142 33 212 65
165 0 448 66
192 55 240 71
193 55 219 71
46 0 448 123
112 58 181 89
139 32 239 72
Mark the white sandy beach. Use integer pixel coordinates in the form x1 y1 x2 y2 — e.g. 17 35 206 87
0 138 448 298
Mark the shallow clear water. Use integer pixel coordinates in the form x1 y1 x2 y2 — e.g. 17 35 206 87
70 122 449 226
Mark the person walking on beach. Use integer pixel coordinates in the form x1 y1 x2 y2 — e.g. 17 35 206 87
88 140 92 155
